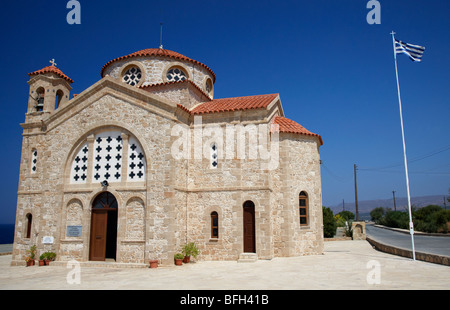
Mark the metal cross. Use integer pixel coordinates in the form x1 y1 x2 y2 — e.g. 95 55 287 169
49 59 57 67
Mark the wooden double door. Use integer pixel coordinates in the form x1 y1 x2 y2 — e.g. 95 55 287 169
89 192 118 261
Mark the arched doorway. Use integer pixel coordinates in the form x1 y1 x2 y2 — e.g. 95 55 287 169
89 192 118 261
243 200 256 253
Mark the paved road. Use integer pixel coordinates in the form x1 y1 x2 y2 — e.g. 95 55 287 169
366 224 450 257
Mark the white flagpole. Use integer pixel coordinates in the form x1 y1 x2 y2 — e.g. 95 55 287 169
390 31 416 261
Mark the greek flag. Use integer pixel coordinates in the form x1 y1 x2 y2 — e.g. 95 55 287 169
395 39 426 62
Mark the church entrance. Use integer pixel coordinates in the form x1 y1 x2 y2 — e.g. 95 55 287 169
243 201 256 253
89 192 118 261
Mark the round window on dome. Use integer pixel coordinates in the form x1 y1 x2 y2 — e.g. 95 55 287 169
122 66 142 86
167 67 187 82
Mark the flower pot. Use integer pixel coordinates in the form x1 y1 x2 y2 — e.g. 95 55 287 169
38 260 45 266
149 260 158 268
175 258 183 266
183 255 190 263
26 260 35 267
44 259 51 266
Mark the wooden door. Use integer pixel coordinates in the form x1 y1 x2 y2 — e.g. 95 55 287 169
243 202 255 253
89 210 108 261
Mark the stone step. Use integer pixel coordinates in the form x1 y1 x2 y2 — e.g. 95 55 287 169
238 252 258 263
50 260 148 268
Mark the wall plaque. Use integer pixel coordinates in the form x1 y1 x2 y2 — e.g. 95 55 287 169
66 225 82 237
42 236 54 244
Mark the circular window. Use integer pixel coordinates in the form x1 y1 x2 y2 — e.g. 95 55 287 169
167 67 187 82
122 66 142 86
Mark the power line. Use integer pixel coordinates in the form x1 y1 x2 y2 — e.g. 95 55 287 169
359 144 450 172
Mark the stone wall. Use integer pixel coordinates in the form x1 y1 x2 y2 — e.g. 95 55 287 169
12 73 324 266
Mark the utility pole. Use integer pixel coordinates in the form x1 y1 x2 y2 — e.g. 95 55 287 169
392 191 397 211
354 164 359 221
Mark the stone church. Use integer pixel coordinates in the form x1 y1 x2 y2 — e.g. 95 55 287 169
11 47 324 266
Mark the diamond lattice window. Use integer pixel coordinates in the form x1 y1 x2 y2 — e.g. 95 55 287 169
210 143 218 169
122 66 142 86
70 131 146 184
31 149 37 174
167 68 187 82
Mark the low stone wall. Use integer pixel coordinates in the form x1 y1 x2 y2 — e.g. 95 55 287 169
366 237 450 266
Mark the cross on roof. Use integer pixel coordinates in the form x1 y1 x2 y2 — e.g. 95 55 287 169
49 59 57 67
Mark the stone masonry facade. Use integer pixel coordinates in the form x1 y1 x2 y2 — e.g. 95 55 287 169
11 48 324 266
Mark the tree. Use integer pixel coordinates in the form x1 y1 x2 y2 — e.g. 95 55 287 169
323 207 337 238
338 210 355 221
370 207 385 223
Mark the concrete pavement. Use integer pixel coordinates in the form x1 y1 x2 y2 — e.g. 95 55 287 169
0 240 449 290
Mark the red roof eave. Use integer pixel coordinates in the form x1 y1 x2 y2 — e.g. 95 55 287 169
272 116 323 145
28 65 74 83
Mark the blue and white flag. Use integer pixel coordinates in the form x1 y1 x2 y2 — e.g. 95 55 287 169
395 39 426 62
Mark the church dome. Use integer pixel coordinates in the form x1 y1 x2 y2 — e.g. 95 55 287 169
101 48 215 82
100 48 216 97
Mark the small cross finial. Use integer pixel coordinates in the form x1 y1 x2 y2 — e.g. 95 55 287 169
50 59 57 67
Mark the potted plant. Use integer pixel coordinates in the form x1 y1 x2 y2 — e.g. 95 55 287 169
174 253 184 266
38 253 46 266
25 245 36 267
182 242 199 263
43 252 56 265
149 259 158 268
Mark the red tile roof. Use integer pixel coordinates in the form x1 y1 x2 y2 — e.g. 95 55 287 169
272 116 323 145
28 65 74 83
101 48 216 82
140 79 211 100
191 93 279 115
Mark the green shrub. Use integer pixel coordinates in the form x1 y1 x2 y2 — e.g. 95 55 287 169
380 210 409 229
323 207 337 238
370 207 385 223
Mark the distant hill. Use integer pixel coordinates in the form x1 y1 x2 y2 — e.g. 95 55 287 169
328 195 448 216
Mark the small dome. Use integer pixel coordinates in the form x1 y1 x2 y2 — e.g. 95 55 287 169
101 48 215 82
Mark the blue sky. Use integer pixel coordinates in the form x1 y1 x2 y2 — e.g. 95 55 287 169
0 0 449 223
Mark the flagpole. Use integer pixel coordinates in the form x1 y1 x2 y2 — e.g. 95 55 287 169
391 31 416 261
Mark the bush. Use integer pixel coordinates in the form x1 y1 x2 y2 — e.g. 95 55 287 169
380 210 409 229
414 205 450 233
338 210 355 221
323 207 337 238
370 207 385 223
370 205 450 233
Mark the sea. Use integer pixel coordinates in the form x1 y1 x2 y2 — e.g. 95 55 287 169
0 224 15 244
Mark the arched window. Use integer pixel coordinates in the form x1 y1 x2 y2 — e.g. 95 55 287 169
299 191 308 226
55 89 64 109
211 211 219 238
36 87 45 112
210 143 218 169
26 213 32 238
166 67 187 82
70 130 146 184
